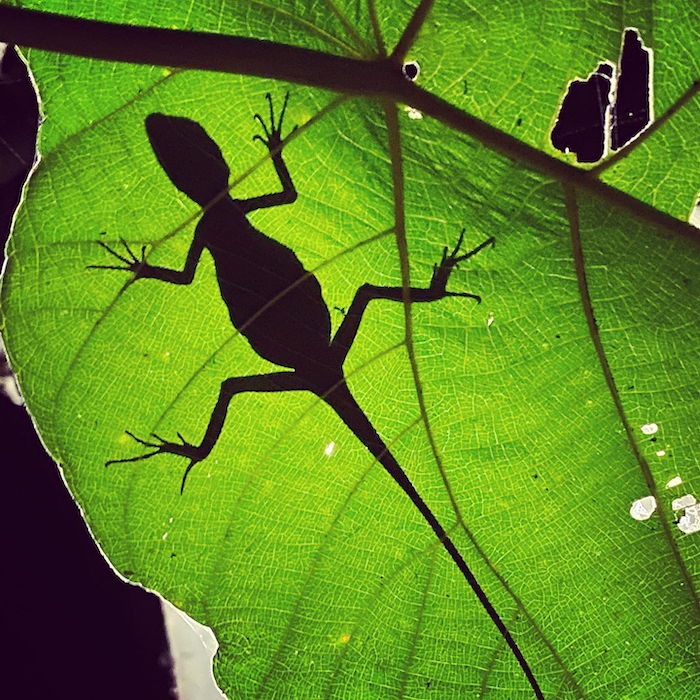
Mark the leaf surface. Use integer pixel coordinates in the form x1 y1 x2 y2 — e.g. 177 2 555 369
2 1 699 698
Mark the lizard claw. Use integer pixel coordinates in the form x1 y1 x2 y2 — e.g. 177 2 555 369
253 112 270 139
252 92 295 151
88 238 148 274
106 430 208 486
180 459 198 494
452 234 495 265
429 229 494 299
450 228 466 258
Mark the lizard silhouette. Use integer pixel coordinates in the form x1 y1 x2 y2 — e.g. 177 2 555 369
92 93 542 698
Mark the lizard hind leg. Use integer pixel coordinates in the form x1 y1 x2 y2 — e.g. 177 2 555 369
106 372 308 492
105 431 206 495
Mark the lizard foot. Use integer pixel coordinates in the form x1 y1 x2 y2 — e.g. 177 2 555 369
106 430 207 493
429 229 495 302
252 91 297 151
88 238 148 274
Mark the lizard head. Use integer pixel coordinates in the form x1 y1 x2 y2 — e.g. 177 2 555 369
145 113 230 207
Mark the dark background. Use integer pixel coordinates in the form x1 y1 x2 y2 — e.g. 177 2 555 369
1 46 175 700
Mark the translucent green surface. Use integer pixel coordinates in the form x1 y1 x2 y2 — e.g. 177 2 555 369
1 2 698 697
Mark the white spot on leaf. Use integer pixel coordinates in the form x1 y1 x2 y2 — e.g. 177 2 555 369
324 441 336 457
677 504 700 534
655 450 666 457
665 475 682 488
640 422 658 435
629 495 656 521
404 107 423 119
487 311 495 328
671 494 697 511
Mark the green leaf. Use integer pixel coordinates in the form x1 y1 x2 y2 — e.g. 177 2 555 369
1 2 698 698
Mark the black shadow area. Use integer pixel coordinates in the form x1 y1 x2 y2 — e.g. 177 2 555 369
551 28 651 163
611 29 651 150
551 62 613 163
0 46 175 700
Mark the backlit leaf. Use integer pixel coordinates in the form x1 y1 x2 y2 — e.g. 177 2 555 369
1 2 698 697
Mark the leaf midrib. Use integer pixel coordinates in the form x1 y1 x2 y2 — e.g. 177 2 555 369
1 6 698 241
566 185 699 612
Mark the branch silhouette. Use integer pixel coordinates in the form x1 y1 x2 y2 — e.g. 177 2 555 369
0 6 698 243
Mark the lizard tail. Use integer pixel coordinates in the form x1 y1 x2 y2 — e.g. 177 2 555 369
321 380 543 700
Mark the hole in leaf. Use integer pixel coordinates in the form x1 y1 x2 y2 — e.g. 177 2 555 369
404 106 423 119
611 29 652 150
551 62 613 162
672 494 697 511
551 28 651 162
402 61 420 81
161 599 226 699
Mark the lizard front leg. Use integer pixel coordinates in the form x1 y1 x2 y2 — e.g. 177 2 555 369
88 234 204 285
331 231 495 363
239 92 298 213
